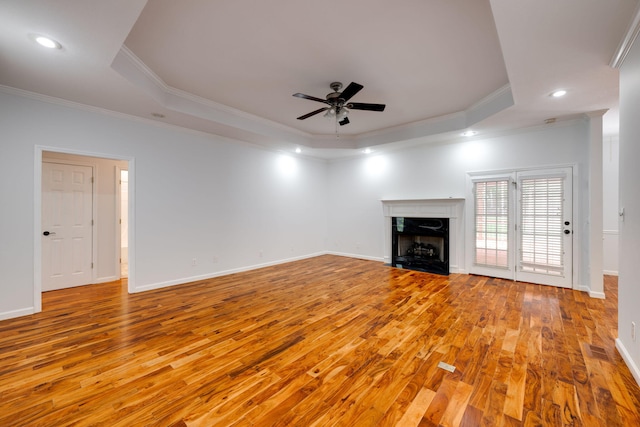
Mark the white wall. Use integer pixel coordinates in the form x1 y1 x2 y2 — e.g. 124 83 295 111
0 88 606 322
0 90 328 319
617 37 640 384
603 136 619 275
326 122 592 285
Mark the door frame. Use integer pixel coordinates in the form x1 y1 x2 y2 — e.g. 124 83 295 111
465 164 581 288
116 166 128 279
34 146 135 313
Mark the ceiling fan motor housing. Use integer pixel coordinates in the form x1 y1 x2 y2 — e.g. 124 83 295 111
326 91 342 106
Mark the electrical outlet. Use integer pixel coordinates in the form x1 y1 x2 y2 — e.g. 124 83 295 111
632 322 636 342
259 250 263 258
191 258 197 266
212 256 218 264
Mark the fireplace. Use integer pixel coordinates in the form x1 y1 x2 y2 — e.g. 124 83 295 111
391 217 449 275
382 198 463 274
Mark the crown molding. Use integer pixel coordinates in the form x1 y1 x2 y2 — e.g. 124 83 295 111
112 46 514 151
4 47 516 155
610 2 640 69
347 84 513 149
582 109 610 119
0 84 148 123
111 46 312 145
0 84 307 158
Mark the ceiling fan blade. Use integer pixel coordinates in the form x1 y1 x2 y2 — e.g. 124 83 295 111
293 93 328 104
347 102 386 112
339 82 363 102
297 107 328 120
339 117 350 126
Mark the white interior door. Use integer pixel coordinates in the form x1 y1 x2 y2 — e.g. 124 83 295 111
42 162 94 291
470 167 573 287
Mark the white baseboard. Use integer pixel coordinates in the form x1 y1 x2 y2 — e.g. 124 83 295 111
331 252 466 274
603 270 619 276
135 251 404 293
325 251 385 262
131 252 327 293
0 307 35 321
616 338 640 387
576 285 606 299
588 290 606 299
93 276 119 284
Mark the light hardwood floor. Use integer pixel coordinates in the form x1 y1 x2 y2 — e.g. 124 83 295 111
1 255 639 426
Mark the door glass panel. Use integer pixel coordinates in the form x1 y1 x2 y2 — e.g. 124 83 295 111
519 177 564 275
474 180 509 268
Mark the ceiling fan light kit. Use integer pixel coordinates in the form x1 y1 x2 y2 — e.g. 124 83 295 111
293 81 386 127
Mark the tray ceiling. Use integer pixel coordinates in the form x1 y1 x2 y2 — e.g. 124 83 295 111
0 0 637 157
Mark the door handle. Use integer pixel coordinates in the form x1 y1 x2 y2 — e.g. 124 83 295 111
43 231 56 236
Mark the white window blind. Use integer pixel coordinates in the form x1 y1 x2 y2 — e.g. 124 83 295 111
519 176 564 275
474 180 509 268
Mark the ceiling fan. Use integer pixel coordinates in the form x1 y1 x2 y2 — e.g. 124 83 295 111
293 82 386 126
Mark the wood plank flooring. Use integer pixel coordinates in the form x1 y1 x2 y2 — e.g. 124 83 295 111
1 255 639 426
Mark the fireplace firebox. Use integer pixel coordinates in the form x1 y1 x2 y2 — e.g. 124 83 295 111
391 217 449 275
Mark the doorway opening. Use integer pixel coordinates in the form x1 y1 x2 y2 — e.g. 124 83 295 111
36 148 133 311
120 169 129 278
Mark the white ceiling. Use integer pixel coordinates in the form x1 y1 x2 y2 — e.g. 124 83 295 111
0 0 638 158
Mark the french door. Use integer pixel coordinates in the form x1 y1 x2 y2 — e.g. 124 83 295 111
470 167 573 288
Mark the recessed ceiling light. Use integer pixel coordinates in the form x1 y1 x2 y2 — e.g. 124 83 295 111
461 130 477 137
295 147 302 154
551 90 567 98
363 148 372 154
32 35 61 49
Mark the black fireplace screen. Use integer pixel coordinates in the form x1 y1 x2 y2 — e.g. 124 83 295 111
391 217 449 275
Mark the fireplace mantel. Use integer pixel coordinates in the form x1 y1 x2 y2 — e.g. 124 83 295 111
381 198 466 273
382 198 465 219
